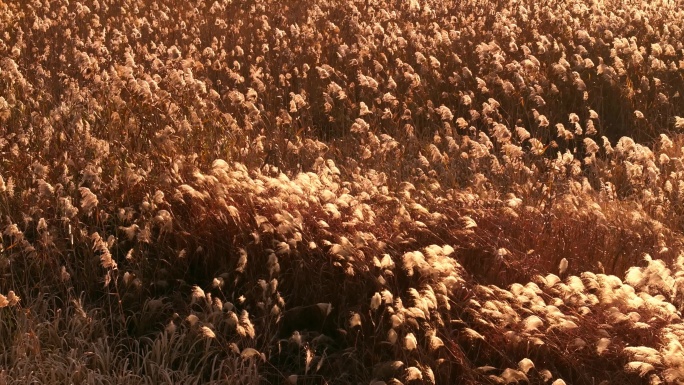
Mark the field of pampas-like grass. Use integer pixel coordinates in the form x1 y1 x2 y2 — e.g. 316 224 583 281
3 0 684 383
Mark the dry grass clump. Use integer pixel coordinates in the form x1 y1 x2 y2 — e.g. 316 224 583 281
4 0 684 383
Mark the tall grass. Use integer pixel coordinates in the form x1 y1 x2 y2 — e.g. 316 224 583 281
2 0 684 383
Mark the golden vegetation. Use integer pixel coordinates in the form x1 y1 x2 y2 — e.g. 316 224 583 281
2 0 684 383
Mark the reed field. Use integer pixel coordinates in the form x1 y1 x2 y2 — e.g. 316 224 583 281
2 0 684 383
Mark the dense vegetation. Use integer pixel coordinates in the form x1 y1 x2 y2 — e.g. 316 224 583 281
2 0 684 383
